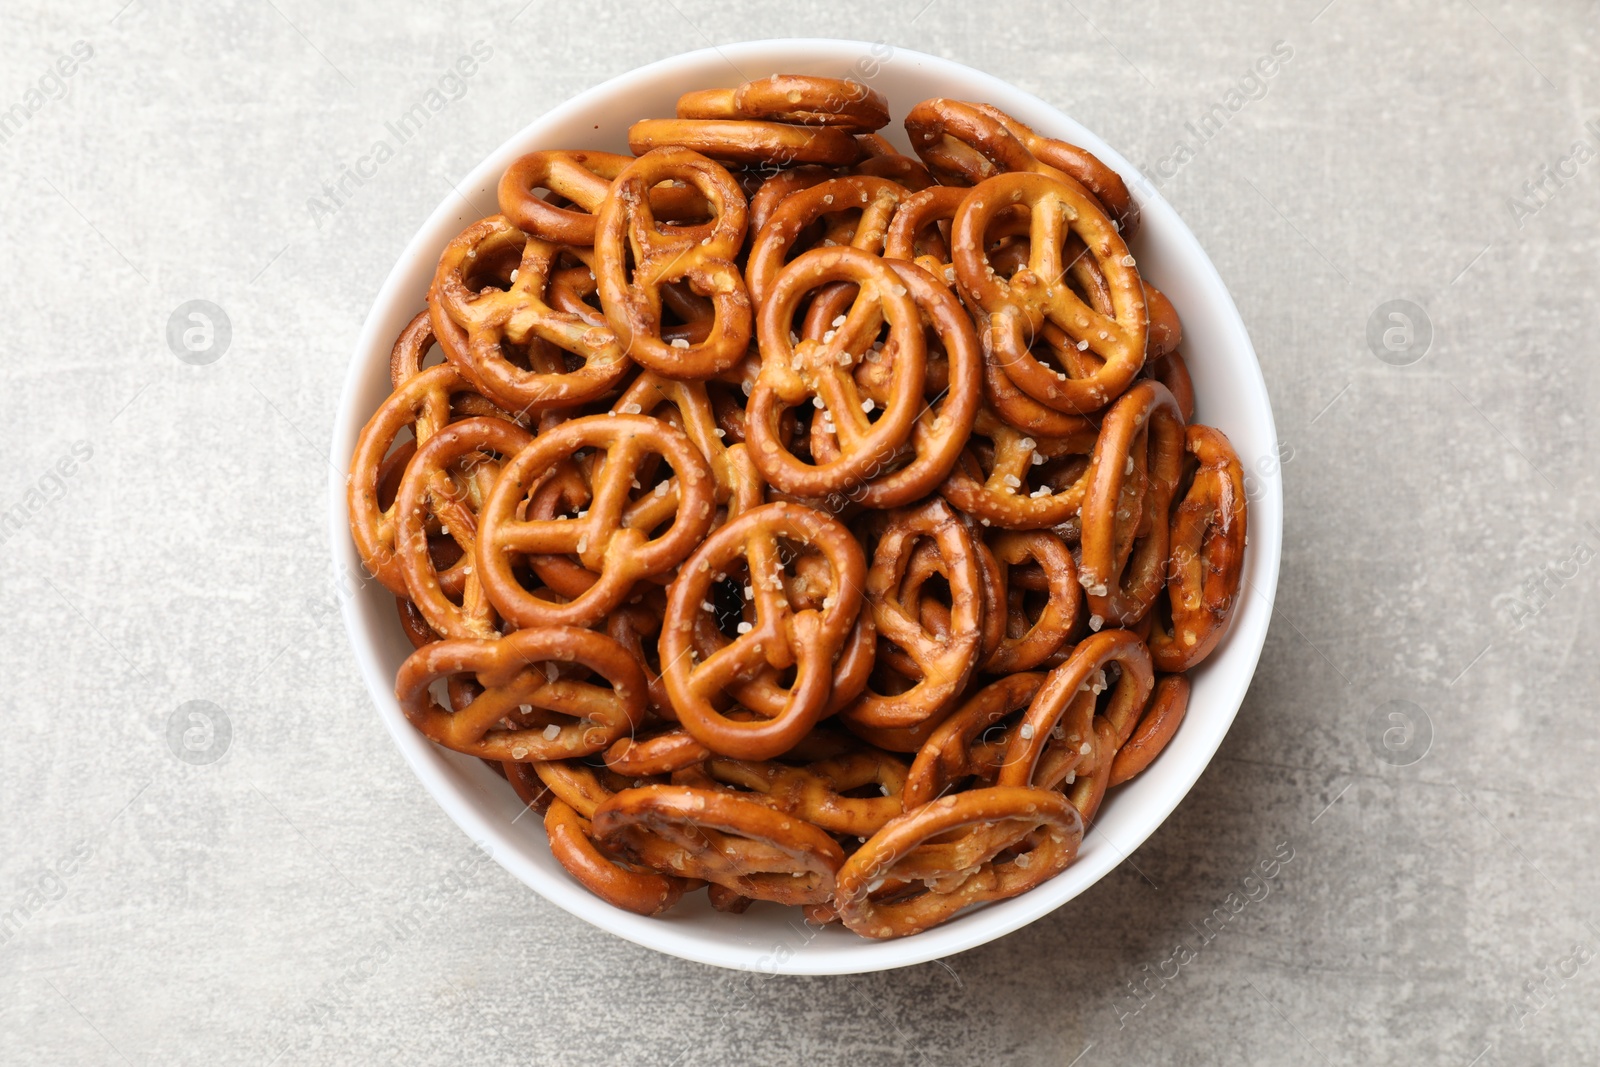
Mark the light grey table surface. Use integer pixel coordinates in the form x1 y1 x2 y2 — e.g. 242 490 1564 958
3 1 1597 1064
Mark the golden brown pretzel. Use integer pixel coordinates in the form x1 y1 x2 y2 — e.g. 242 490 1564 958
389 308 444 389
904 97 1038 183
981 530 1082 673
677 75 890 131
394 626 649 760
428 216 634 413
497 149 706 245
705 749 908 836
630 118 864 167
1078 381 1187 626
593 148 753 379
476 413 716 628
953 172 1148 414
394 416 531 639
814 259 982 509
533 760 695 915
1108 673 1190 786
843 497 982 731
349 364 463 594
593 785 845 905
1143 283 1183 358
610 370 766 517
1149 425 1247 671
746 246 928 498
940 406 1099 529
746 165 837 239
833 786 1084 938
882 184 965 281
661 502 867 760
997 629 1155 807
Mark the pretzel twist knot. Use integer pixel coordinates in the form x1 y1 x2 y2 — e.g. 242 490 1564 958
953 172 1149 415
1150 425 1248 671
594 148 753 380
477 413 717 628
593 785 846 905
747 246 929 497
429 216 633 412
843 497 983 732
394 627 649 761
1078 381 1187 627
662 502 868 760
833 786 1084 939
677 75 890 132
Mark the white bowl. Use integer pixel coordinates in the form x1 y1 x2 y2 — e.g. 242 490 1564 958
329 38 1283 975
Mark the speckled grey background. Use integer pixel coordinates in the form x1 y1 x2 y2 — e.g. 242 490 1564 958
3 1 1597 1063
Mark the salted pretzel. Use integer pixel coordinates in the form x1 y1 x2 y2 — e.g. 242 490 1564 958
705 749 908 836
1078 381 1187 627
815 258 983 509
428 216 634 412
497 149 706 245
881 533 1002 678
394 626 649 760
1149 425 1247 671
661 502 866 759
997 629 1155 824
475 413 715 629
712 607 878 726
1109 674 1190 786
833 786 1084 939
940 406 1099 529
630 118 864 168
981 530 1082 673
953 171 1149 414
677 75 890 132
593 785 845 905
883 185 964 280
533 761 694 915
349 364 465 594
746 165 834 238
903 672 1045 809
593 148 753 379
393 416 531 640
1144 284 1183 358
903 97 1139 236
746 246 928 498
843 497 982 731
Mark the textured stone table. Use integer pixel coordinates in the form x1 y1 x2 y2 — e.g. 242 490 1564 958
3 1 1597 1063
